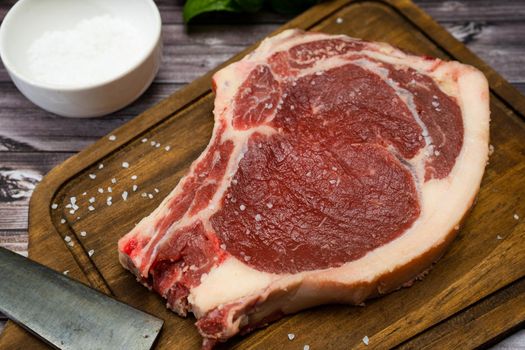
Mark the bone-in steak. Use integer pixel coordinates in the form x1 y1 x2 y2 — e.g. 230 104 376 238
118 29 490 348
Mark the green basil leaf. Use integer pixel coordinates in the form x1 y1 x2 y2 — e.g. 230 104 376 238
183 0 242 23
234 0 264 12
269 0 320 14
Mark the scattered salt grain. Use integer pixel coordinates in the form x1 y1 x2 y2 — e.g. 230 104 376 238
239 204 246 211
141 192 147 198
98 163 104 170
266 202 273 209
82 192 87 196
108 135 117 141
255 214 262 222
304 345 310 350
89 197 96 203
497 235 503 240
63 270 69 275
220 244 227 250
287 333 295 341
154 188 159 193
150 141 156 146
165 146 171 151
64 235 72 242
107 187 112 193
155 143 161 148
148 194 153 199
306 171 311 177
131 175 138 180
336 17 344 24
88 205 95 211
489 144 495 156
98 188 104 193
68 241 75 247
122 162 129 168
60 218 66 224
89 174 96 180
122 191 128 201
111 178 117 184
141 138 148 143
51 203 58 209
69 210 75 214
80 231 87 237
363 335 369 345
88 249 95 257
133 185 138 192
514 214 520 220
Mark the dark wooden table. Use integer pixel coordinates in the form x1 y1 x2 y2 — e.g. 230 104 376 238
0 0 524 348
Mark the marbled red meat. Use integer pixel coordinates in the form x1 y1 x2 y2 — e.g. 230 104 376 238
118 29 490 348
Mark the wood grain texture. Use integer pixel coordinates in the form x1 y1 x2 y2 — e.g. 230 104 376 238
0 0 524 347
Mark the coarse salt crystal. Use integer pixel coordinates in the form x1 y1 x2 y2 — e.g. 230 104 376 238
131 175 137 180
155 143 161 148
98 188 104 193
69 209 75 214
107 187 112 193
266 202 273 209
111 178 117 184
98 163 104 169
497 235 503 240
82 192 87 196
88 205 95 211
133 185 138 192
154 188 159 193
141 192 147 197
287 333 295 341
51 203 58 209
239 204 246 211
63 270 69 275
514 214 520 220
108 135 116 141
255 214 262 221
80 231 87 237
304 345 310 350
64 235 71 242
220 244 227 250
150 141 156 146
148 194 153 199
89 174 96 179
489 144 495 156
88 249 95 257
60 218 66 224
68 241 75 247
165 146 171 151
89 197 96 203
363 336 369 345
336 17 343 24
122 162 129 168
122 191 128 201
141 138 148 143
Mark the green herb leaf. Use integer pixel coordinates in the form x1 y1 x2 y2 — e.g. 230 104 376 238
183 0 242 23
234 0 264 13
269 0 320 14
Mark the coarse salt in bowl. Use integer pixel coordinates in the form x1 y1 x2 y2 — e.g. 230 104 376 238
0 0 162 118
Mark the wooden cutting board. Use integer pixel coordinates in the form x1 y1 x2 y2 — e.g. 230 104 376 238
2 0 525 349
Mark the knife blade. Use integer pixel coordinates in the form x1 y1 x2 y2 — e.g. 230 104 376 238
0 247 163 350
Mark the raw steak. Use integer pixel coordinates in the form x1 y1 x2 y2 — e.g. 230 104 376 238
118 29 490 348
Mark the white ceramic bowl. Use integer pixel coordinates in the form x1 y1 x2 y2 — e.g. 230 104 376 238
0 0 162 118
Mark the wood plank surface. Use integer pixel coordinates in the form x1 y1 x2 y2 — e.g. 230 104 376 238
0 0 524 347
